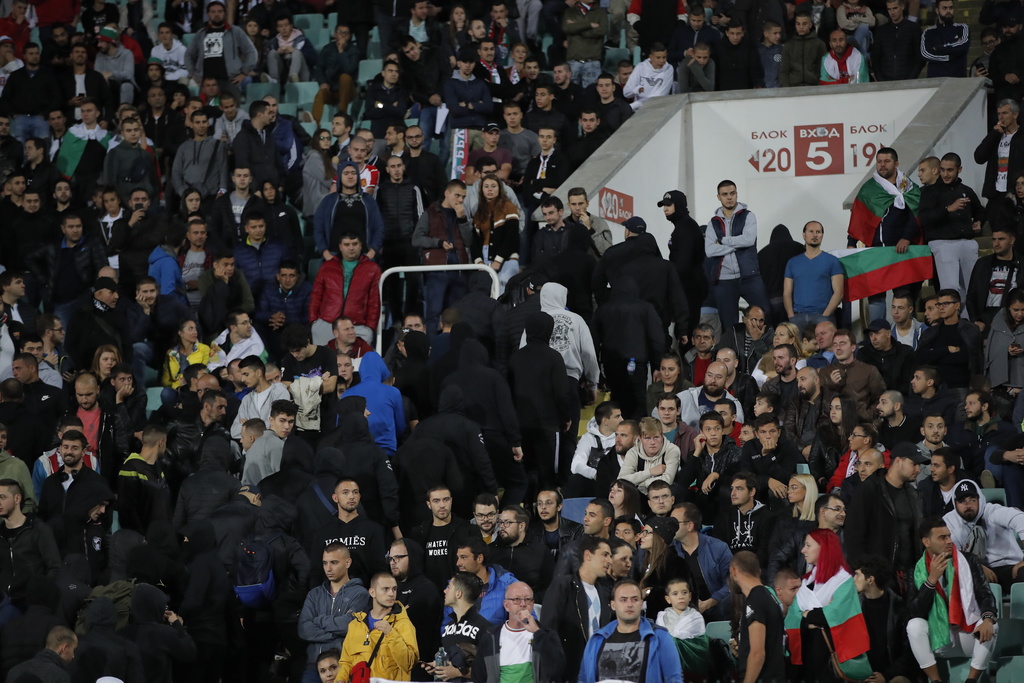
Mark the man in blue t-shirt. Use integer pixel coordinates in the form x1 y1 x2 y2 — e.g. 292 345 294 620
783 221 845 332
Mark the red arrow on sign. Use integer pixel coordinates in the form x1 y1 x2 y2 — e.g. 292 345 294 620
748 153 759 172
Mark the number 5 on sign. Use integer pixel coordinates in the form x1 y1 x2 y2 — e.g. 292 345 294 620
794 123 844 176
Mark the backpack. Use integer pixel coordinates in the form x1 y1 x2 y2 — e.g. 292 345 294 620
233 533 280 609
74 579 137 636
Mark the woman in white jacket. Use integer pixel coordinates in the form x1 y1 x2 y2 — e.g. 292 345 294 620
617 416 680 495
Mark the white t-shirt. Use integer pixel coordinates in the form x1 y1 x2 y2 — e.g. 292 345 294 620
582 580 600 637
997 131 1015 193
498 624 534 680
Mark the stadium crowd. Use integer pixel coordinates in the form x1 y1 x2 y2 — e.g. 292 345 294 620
0 0 1018 680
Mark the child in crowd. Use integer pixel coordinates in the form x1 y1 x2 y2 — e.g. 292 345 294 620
759 20 783 88
656 578 709 677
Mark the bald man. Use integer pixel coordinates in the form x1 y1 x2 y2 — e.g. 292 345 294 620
721 306 775 375
782 366 826 456
677 361 745 428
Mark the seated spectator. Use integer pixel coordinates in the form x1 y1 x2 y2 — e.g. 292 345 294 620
265 14 316 84
233 212 290 302
208 310 267 372
712 471 776 567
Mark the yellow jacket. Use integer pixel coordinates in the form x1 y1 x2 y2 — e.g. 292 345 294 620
337 603 418 682
161 343 211 387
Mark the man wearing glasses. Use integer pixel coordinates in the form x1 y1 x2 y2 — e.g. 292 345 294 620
767 493 847 583
917 288 982 393
473 582 565 682
489 505 554 601
472 493 499 544
389 537 443 681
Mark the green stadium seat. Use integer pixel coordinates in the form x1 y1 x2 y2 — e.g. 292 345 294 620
983 488 1007 505
146 387 163 416
182 32 196 47
369 26 379 42
357 59 382 86
991 583 1003 618
991 618 1024 660
796 463 810 475
244 82 278 104
308 258 323 280
277 102 298 117
1010 583 1024 619
367 41 382 59
604 47 628 71
300 121 317 137
302 25 329 45
705 621 731 643
284 81 320 104
293 13 324 30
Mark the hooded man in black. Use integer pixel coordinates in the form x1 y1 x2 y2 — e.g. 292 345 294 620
74 596 145 683
177 519 231 683
391 537 442 679
172 435 241 530
393 330 431 420
591 276 666 420
331 413 402 537
442 338 526 506
614 231 689 344
0 575 63 679
396 436 466 526
120 582 197 683
124 520 189 609
51 473 113 580
408 385 498 519
258 435 315 502
453 271 501 356
662 190 707 336
758 224 805 325
508 312 572 492
537 224 598 322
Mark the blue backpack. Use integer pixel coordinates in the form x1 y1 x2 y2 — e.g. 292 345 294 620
233 534 280 609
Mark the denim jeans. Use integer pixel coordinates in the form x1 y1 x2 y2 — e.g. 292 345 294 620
423 271 467 334
569 60 602 88
713 275 769 330
412 103 439 149
12 115 49 144
790 312 831 332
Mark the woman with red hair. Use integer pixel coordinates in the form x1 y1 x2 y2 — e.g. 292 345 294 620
783 529 873 681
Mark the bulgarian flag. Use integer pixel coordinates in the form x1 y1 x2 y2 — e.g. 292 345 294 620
835 246 934 301
848 169 921 246
54 124 113 179
785 569 873 680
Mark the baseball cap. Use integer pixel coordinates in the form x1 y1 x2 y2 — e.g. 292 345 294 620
657 192 674 207
891 442 930 465
622 216 647 233
527 272 549 292
0 36 13 46
866 319 891 333
954 479 981 502
207 0 226 7
93 276 118 293
483 122 501 133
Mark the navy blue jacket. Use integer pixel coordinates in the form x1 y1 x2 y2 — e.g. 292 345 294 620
233 238 291 300
255 279 312 328
442 74 492 129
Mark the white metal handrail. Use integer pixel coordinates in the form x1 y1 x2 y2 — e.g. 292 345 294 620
375 264 501 353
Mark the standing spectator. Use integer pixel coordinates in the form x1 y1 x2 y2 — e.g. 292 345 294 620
783 221 845 330
0 478 59 609
967 226 1019 331
918 153 983 300
412 180 472 335
577 579 683 683
563 0 608 89
170 109 228 200
973 99 1024 202
232 101 282 192
781 9 827 87
364 61 410 138
335 573 417 682
314 161 384 261
705 180 770 331
716 21 765 90
872 0 923 80
759 21 783 88
731 551 786 683
921 0 970 77
0 43 59 143
117 424 172 535
820 30 869 84
917 289 981 391
184 0 258 98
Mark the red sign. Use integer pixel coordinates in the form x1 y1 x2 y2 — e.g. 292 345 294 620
599 187 634 222
793 123 844 176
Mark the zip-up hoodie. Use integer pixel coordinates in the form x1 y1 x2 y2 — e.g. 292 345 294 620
571 417 616 479
342 352 406 455
441 72 492 128
943 480 1024 569
148 245 186 304
297 577 370 664
619 436 681 495
622 57 675 111
313 160 385 255
525 283 599 384
578 618 683 683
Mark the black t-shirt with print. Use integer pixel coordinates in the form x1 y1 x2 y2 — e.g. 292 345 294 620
738 584 786 682
597 628 648 682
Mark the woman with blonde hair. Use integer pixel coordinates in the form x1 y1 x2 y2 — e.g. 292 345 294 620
90 345 122 385
789 473 819 521
752 322 809 386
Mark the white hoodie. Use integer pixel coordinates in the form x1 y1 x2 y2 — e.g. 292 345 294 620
520 283 599 385
151 39 190 81
571 417 617 479
943 480 1024 569
623 58 676 111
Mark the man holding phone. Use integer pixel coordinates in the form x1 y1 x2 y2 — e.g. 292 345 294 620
918 152 984 306
906 518 998 683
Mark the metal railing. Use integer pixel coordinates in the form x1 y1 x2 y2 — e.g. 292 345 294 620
375 264 501 353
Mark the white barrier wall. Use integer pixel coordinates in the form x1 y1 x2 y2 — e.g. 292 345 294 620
582 80 988 255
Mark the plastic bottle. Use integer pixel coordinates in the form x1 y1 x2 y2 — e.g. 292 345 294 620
627 358 636 376
434 646 449 680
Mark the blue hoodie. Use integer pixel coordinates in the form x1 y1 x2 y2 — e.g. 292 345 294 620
313 161 385 257
340 352 405 454
577 618 683 683
148 245 187 305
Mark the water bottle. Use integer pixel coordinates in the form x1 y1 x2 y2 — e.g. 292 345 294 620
433 646 449 680
627 358 636 376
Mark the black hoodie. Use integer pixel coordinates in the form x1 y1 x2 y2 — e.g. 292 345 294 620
758 225 804 302
442 339 520 445
507 312 573 431
119 583 197 683
538 224 598 322
178 520 230 646
614 232 689 337
591 276 667 366
664 189 708 326
73 597 145 683
393 330 432 420
295 446 347 552
49 471 114 581
396 436 467 525
251 495 310 623
333 413 401 530
407 385 498 512
453 272 501 352
172 433 242 530
258 436 315 503
124 521 189 609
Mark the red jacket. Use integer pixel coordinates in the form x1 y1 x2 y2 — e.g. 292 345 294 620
30 0 80 27
309 255 381 329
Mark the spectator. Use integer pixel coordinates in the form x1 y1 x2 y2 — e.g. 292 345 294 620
921 0 970 77
563 0 608 88
974 99 1024 202
471 581 564 682
623 42 674 110
968 227 1019 331
184 0 258 98
872 0 923 80
364 61 410 138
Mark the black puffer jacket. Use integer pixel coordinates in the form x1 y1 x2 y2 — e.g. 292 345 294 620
0 515 60 608
120 583 197 683
377 176 423 241
178 520 231 646
488 533 554 601
614 232 689 336
73 597 145 683
172 431 241 530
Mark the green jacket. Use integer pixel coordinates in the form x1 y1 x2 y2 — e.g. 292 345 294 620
0 451 35 513
780 32 827 87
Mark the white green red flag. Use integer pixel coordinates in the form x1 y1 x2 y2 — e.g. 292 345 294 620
835 246 934 301
847 171 921 246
